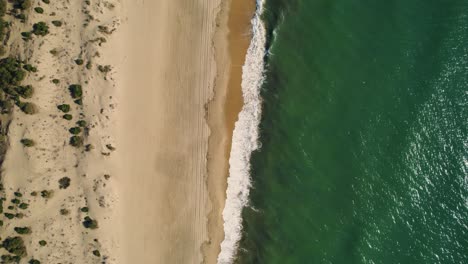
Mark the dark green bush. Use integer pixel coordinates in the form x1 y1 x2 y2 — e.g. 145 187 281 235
23 64 37 72
69 127 81 135
92 250 101 257
60 208 69 215
69 136 83 147
14 0 31 10
40 190 53 199
29 259 41 264
80 207 89 213
51 20 62 27
77 120 87 127
58 177 71 189
63 114 73 120
57 104 70 113
34 7 43 13
0 0 6 17
74 98 82 105
21 31 32 41
16 13 27 22
85 144 94 152
19 102 37 114
68 84 82 98
98 65 111 73
15 85 34 98
0 58 26 86
52 78 60 84
4 213 15 219
75 59 83 65
82 216 98 229
41 0 50 3
14 226 31 234
20 138 35 147
1 255 21 263
14 192 22 197
2 236 26 257
38 240 47 246
32 22 48 36
18 203 28 209
11 198 20 204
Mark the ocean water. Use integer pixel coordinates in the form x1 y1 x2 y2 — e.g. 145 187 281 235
221 0 468 263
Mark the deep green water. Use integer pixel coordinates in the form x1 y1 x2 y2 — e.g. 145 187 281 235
237 0 468 263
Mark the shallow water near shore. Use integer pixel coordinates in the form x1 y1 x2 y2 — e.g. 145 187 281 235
235 0 468 263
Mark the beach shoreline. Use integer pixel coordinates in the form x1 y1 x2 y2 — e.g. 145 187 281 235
205 0 256 262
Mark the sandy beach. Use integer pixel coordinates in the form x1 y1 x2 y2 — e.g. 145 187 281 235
0 0 253 263
117 0 255 263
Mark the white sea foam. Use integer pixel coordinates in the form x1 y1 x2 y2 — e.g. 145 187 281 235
217 1 266 263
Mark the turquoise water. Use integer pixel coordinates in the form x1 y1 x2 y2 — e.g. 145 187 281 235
236 0 468 263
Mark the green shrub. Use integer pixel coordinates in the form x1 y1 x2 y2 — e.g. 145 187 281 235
92 250 101 257
14 226 31 234
32 22 48 36
1 255 21 263
14 192 22 197
15 213 24 219
16 13 27 22
68 84 82 98
75 59 83 65
77 120 87 127
14 0 31 10
19 102 37 114
85 144 94 152
38 240 47 246
60 208 69 215
52 78 60 84
40 190 53 199
57 104 70 113
0 58 26 86
21 31 32 41
2 236 26 257
98 65 111 73
18 203 28 209
82 216 98 229
51 20 62 27
4 213 15 219
29 259 41 264
34 7 43 13
20 138 35 147
0 0 5 17
85 61 92 69
15 85 34 98
11 198 20 204
30 191 37 196
74 98 82 105
7 206 13 210
23 64 37 72
63 114 73 120
58 177 71 189
41 0 49 3
69 127 81 135
80 207 89 213
69 136 83 147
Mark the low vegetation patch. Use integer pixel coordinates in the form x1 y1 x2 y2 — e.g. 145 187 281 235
2 236 26 257
69 136 83 147
20 138 35 147
58 177 71 189
32 22 49 36
82 216 98 229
